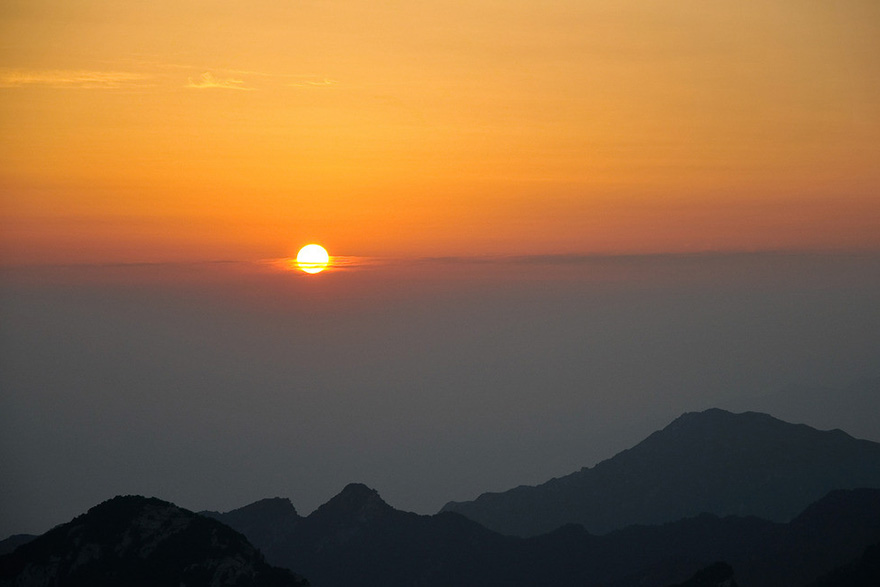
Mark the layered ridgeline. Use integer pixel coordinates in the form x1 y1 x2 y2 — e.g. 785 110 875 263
442 408 880 536
0 496 308 587
205 484 880 587
3 485 878 586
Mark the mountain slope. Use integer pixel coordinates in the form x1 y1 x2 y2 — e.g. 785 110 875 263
442 408 880 536
0 495 308 587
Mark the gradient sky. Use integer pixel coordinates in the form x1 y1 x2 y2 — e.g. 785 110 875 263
1 1 879 539
2 0 879 263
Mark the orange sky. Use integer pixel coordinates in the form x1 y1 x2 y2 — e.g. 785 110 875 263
1 0 879 264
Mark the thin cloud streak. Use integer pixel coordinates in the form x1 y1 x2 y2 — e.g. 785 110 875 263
0 69 151 89
288 78 337 88
2 60 336 92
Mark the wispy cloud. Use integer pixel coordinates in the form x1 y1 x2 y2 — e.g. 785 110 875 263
87 59 336 91
186 71 253 90
0 69 150 89
215 69 338 89
289 78 337 88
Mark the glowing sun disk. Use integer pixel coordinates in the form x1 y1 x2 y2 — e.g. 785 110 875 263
296 244 330 274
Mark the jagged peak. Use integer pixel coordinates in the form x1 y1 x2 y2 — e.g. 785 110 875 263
310 483 392 522
338 483 385 502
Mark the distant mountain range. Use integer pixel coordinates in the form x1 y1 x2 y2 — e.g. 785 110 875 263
442 408 880 536
4 486 877 587
3 408 879 586
0 495 308 587
204 483 880 587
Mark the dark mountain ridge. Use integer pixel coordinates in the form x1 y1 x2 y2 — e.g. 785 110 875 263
225 483 513 586
0 495 308 587
442 408 880 536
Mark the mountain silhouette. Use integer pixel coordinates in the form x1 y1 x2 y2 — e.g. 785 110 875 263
0 495 308 587
206 482 513 586
206 485 880 587
4 409 878 586
308 482 394 525
442 408 880 536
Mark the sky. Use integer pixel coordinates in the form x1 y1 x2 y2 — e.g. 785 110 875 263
2 0 879 262
1 1 879 537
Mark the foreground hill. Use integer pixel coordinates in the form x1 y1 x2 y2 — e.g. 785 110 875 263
207 484 880 587
0 496 308 587
442 408 880 536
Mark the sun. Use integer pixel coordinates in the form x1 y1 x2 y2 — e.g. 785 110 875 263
296 244 330 274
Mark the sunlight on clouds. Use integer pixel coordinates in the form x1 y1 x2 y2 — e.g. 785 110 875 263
186 71 253 90
0 69 150 89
